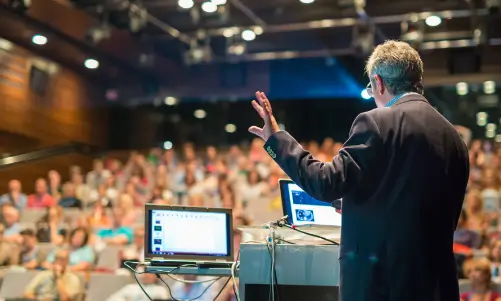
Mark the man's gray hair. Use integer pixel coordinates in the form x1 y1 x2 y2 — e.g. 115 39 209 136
365 40 424 95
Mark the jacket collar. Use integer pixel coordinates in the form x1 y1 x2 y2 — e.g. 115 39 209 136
393 93 429 106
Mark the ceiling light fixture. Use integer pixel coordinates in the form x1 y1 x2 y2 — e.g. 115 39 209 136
241 29 256 41
31 34 47 45
201 1 217 13
425 15 442 27
178 0 194 9
299 0 315 3
84 58 99 69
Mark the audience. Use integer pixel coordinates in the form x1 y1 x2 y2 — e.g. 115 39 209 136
2 136 501 299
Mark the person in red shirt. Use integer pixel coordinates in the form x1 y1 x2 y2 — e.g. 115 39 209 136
461 258 501 301
27 178 56 208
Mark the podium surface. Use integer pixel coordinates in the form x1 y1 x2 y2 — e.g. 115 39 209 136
239 243 340 301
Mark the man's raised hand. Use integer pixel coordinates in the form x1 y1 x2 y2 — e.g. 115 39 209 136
248 91 280 141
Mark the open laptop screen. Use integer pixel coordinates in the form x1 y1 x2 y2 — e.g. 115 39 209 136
280 179 342 227
145 205 233 261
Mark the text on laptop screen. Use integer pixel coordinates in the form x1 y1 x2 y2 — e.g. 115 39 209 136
149 209 230 257
282 182 342 226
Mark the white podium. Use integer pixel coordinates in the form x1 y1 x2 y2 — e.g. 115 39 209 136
238 236 340 300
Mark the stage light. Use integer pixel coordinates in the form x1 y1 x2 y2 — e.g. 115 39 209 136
484 81 496 94
164 96 177 106
212 0 227 5
361 89 371 100
225 124 237 133
194 109 207 119
178 0 194 9
253 26 264 35
32 34 47 45
163 141 173 150
425 15 442 27
477 112 488 126
300 0 315 3
241 29 256 41
456 82 468 96
201 1 217 13
84 58 99 69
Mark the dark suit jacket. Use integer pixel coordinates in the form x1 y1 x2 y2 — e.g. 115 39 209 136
264 94 469 301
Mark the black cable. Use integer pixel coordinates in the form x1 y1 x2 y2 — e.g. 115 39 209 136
124 261 221 301
212 277 231 301
278 222 339 245
132 263 154 301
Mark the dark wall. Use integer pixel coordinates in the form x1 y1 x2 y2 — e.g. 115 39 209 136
0 43 107 153
107 98 376 150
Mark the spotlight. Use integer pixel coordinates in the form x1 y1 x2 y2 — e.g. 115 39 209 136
361 89 371 100
456 82 468 96
212 0 227 5
484 81 496 94
163 141 173 150
425 15 442 27
178 0 194 9
241 29 256 41
253 26 264 35
225 124 237 133
31 34 47 46
201 1 217 13
194 109 207 119
164 97 177 106
84 58 99 69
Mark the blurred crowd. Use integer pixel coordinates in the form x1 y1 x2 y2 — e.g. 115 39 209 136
0 137 340 301
4 134 501 300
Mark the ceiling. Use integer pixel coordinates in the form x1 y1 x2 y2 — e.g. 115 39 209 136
0 0 500 102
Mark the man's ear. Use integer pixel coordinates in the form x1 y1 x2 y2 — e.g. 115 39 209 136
374 75 385 96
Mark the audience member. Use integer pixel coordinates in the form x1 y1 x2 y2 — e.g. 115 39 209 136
0 179 27 210
19 229 43 270
2 204 22 243
0 224 19 266
24 249 83 301
28 178 56 208
36 206 70 244
43 227 94 272
461 258 501 301
96 208 133 246
58 182 83 208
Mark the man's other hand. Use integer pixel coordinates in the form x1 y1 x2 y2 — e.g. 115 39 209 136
249 91 280 141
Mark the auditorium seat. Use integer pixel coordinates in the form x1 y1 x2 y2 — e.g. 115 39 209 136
459 279 501 294
0 270 40 300
37 243 54 262
20 210 45 224
95 245 122 271
85 273 133 301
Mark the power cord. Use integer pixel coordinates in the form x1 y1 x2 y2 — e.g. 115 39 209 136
275 216 339 245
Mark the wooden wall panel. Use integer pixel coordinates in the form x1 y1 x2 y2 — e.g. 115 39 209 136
0 43 107 152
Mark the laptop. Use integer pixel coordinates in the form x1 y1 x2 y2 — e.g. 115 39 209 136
279 179 342 227
145 204 234 268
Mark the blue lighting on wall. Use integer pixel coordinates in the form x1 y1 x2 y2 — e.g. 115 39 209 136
269 58 363 99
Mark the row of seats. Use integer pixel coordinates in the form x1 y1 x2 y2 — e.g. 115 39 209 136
0 270 134 301
0 271 493 301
